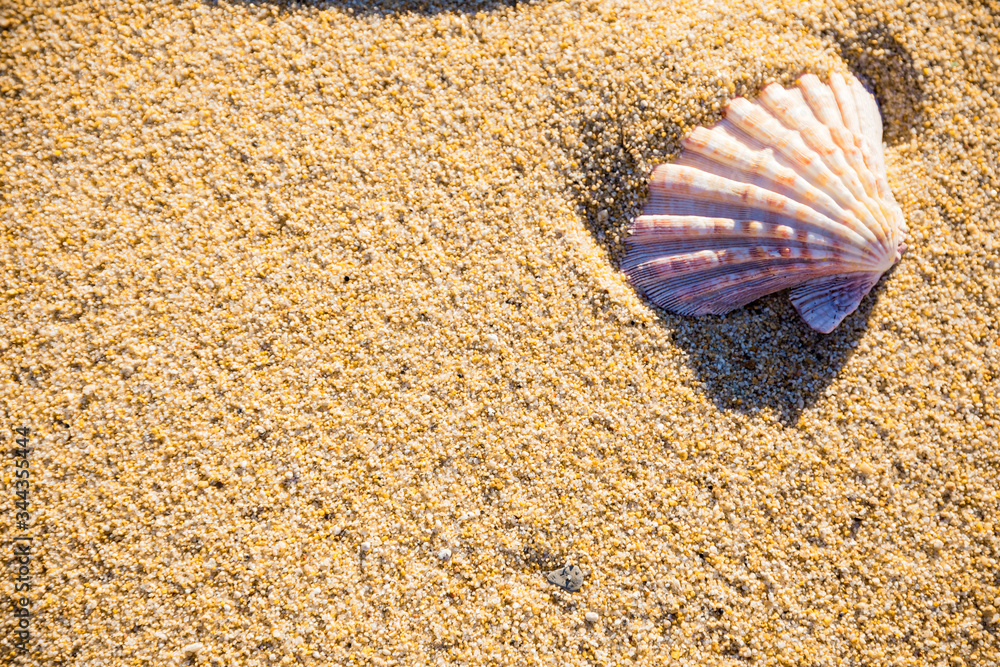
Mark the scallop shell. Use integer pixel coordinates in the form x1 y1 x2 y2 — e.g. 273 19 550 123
622 72 907 333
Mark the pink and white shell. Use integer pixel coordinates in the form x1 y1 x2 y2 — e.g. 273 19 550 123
622 72 907 333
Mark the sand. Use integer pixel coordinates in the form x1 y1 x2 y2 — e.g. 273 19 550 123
1 0 998 664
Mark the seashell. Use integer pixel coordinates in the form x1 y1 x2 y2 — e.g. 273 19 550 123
622 72 908 333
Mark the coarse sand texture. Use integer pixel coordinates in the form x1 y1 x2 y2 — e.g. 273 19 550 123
1 0 999 665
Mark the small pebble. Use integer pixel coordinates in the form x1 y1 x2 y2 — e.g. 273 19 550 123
437 548 452 561
585 612 599 623
181 642 204 657
545 564 587 592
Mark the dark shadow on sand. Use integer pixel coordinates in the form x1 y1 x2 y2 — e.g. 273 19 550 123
663 270 899 425
820 16 927 145
205 0 523 16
